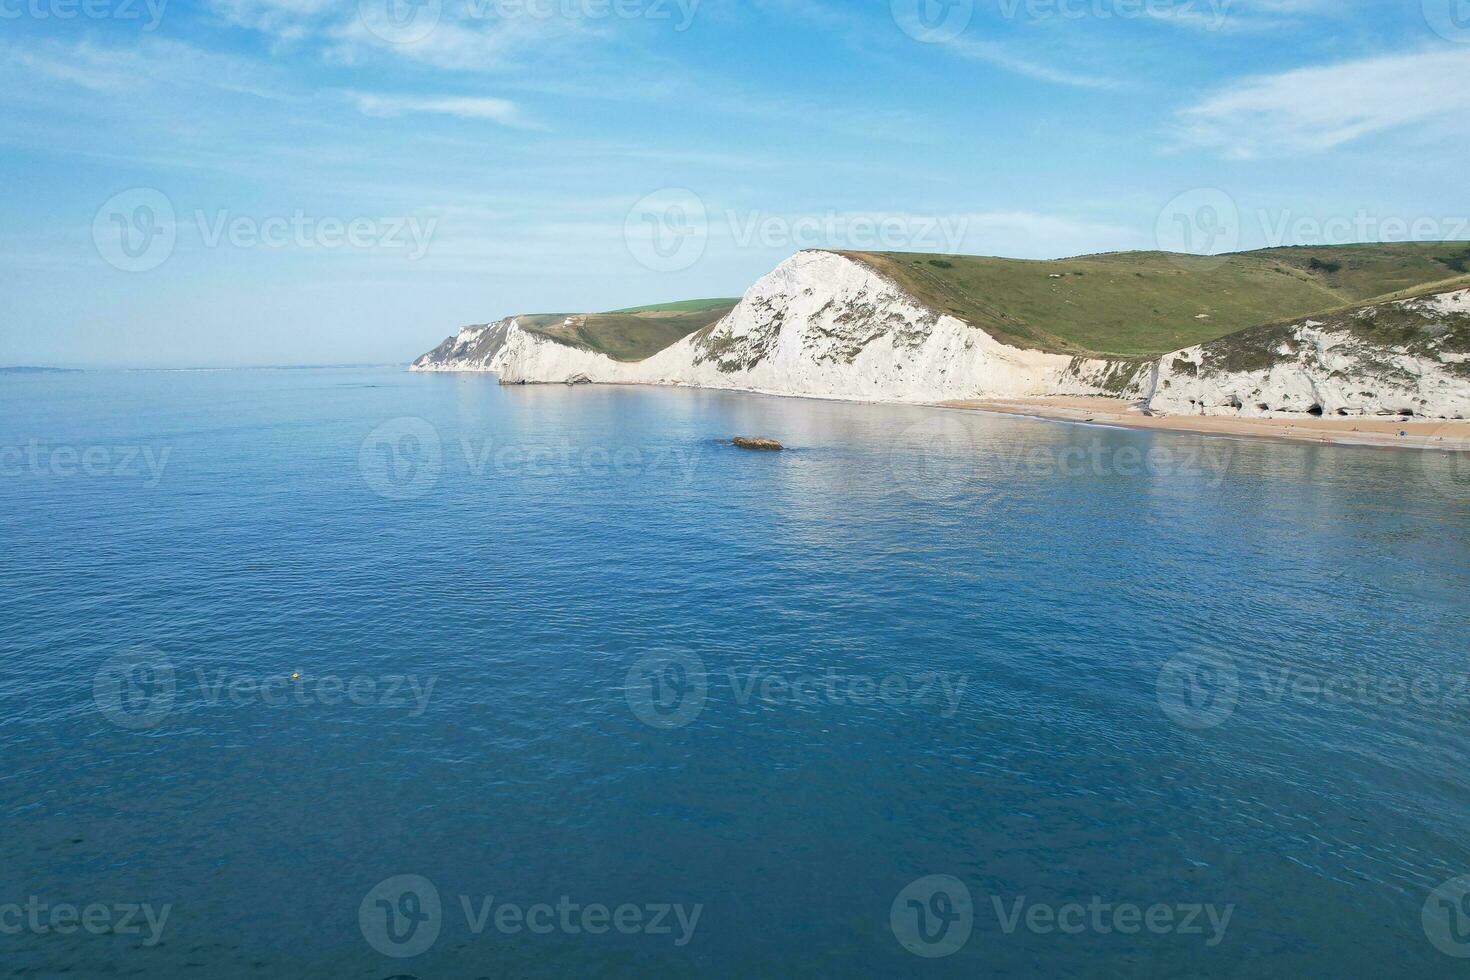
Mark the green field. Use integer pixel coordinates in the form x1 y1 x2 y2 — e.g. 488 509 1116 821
845 242 1470 358
516 301 739 362
608 298 741 314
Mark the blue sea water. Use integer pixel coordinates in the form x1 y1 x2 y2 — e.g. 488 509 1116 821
1 366 1468 977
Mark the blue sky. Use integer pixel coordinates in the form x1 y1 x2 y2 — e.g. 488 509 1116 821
2 0 1468 367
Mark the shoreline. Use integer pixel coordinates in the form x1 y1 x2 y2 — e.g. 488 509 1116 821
938 396 1470 453
414 368 1469 453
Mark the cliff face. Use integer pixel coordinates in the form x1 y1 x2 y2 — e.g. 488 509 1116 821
1145 288 1470 420
638 249 1142 401
411 318 516 372
411 251 1470 420
444 250 1148 402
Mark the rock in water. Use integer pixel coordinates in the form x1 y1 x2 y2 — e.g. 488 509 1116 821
733 437 784 451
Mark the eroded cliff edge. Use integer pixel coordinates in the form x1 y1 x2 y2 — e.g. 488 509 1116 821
1149 288 1469 419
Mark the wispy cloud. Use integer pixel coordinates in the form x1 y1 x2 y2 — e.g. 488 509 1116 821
1174 47 1470 157
0 36 296 103
349 93 532 126
1152 0 1341 32
756 0 1115 88
944 37 1114 89
208 0 340 43
4 43 145 93
209 0 592 72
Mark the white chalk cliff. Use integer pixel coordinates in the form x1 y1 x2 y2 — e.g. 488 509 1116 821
1148 288 1470 420
412 250 1470 420
415 250 1144 402
411 319 516 373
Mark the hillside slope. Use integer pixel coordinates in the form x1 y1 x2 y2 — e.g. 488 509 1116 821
412 300 736 372
845 243 1470 357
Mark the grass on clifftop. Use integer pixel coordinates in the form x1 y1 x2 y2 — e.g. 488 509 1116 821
516 300 738 362
845 242 1470 358
608 298 740 314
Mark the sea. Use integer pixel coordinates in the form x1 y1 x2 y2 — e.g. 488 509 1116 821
1 366 1467 977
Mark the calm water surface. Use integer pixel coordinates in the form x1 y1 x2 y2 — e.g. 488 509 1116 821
1 367 1468 977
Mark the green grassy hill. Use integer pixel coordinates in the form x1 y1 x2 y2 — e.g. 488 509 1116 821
608 298 740 314
515 300 739 362
846 242 1470 358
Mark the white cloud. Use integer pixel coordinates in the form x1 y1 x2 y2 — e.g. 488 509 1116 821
207 0 340 45
1175 47 1470 157
944 37 1114 89
756 0 1114 88
4 44 142 93
1182 0 1338 30
210 0 592 72
350 93 529 126
0 37 295 107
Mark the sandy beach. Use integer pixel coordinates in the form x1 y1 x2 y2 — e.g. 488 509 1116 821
938 396 1470 452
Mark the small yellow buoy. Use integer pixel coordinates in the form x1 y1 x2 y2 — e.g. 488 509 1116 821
292 672 300 680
